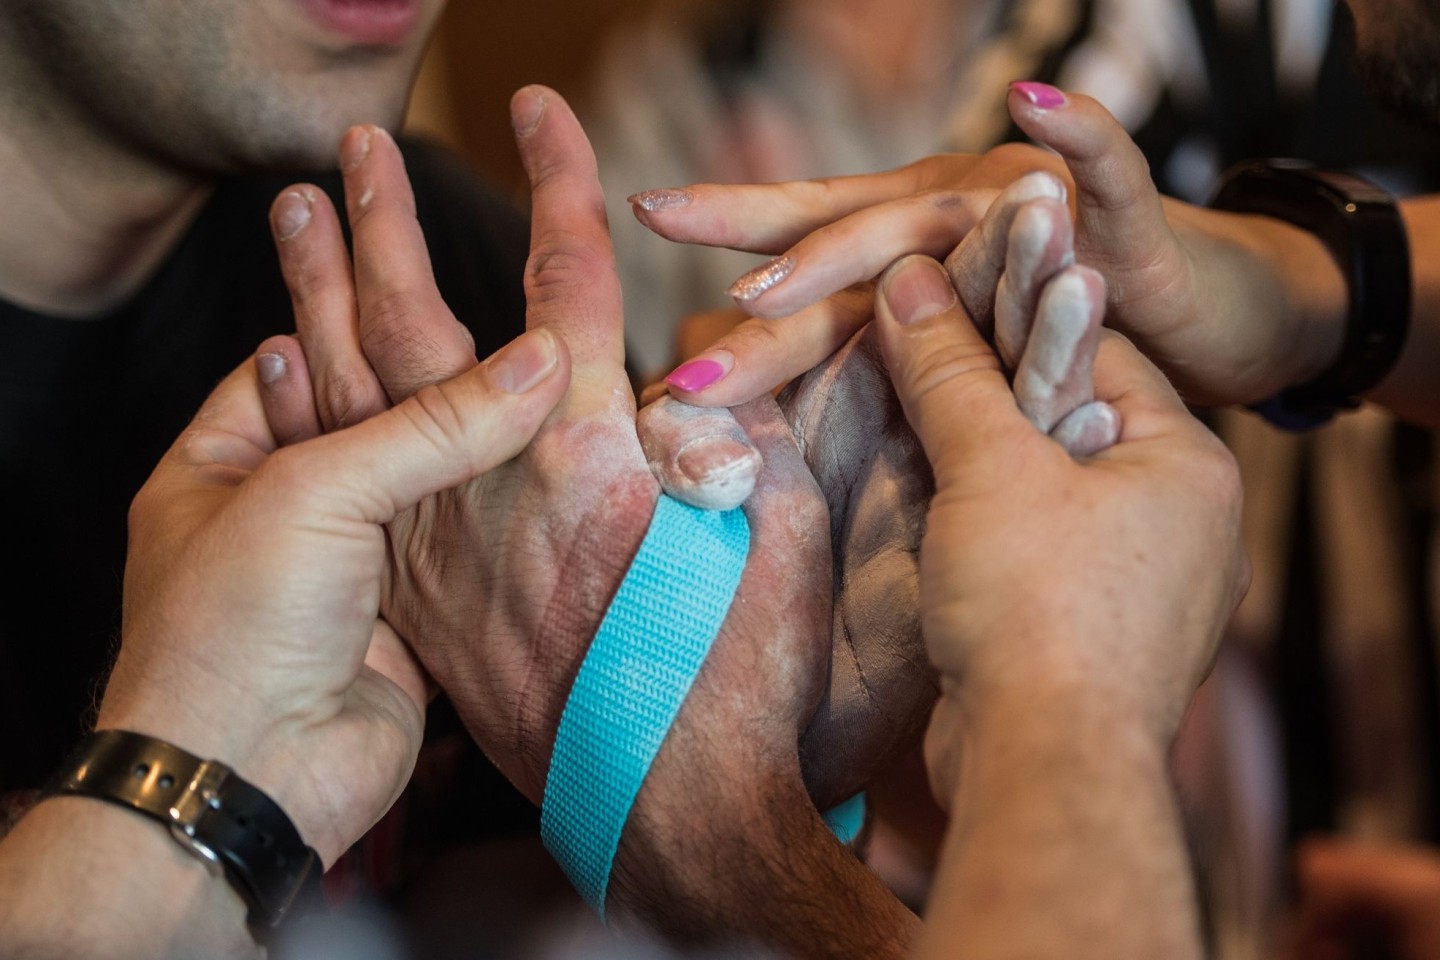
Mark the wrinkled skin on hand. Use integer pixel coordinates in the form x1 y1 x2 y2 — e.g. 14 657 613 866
673 186 1114 805
780 325 935 804
260 89 835 844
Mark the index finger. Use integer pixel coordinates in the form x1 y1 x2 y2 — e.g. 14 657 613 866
628 154 979 254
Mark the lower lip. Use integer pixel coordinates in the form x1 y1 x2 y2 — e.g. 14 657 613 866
296 0 422 47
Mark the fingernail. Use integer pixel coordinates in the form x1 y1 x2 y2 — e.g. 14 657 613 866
629 189 693 212
664 354 730 393
512 86 547 138
256 353 287 384
488 329 558 394
677 437 754 485
882 256 958 326
728 256 794 302
340 126 372 174
1010 81 1066 109
272 189 312 241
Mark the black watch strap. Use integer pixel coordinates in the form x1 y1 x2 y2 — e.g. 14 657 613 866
44 729 323 945
1209 160 1411 430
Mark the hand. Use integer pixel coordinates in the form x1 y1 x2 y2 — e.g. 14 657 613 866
259 90 915 952
637 83 1346 410
779 194 1120 794
98 325 568 867
865 253 1248 787
873 254 1245 960
1286 839 1440 960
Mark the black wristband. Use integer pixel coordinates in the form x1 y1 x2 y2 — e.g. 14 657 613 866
44 730 323 946
1209 160 1410 430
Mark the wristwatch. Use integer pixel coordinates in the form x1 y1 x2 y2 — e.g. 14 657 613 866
44 729 322 945
1209 160 1410 430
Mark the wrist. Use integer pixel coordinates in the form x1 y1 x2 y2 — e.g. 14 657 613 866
929 671 1172 804
93 696 315 857
0 795 257 959
612 749 916 956
1242 214 1350 393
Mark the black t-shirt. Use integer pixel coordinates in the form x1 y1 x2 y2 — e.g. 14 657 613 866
0 139 531 797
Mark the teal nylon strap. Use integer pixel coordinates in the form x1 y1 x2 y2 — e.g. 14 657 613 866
540 494 750 916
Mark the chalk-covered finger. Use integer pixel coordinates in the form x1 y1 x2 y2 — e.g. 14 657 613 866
270 184 389 431
513 85 626 376
637 396 762 510
943 172 1068 333
1049 401 1121 457
341 125 477 403
1013 266 1105 435
994 198 1077 369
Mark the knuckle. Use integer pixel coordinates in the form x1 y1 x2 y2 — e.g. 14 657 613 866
320 369 380 429
401 381 477 455
901 338 1003 405
523 240 614 306
729 316 785 351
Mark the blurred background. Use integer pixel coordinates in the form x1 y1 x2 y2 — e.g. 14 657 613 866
405 0 662 192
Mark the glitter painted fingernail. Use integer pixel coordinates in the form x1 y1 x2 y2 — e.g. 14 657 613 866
727 256 795 302
628 189 694 212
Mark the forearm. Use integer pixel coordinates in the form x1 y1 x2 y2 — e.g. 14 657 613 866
611 721 919 958
1369 196 1440 426
1165 198 1346 406
0 797 255 960
918 684 1201 960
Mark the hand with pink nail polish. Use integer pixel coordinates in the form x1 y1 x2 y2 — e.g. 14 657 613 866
635 83 1347 415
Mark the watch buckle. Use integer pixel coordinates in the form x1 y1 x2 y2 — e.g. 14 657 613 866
167 759 232 877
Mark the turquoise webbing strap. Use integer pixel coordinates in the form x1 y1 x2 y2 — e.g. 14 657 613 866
823 791 867 846
540 495 750 917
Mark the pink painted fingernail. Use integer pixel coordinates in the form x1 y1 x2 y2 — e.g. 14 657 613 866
629 189 693 212
271 189 312 241
339 126 372 173
1010 81 1066 109
488 329 558 394
728 256 795 302
665 355 729 393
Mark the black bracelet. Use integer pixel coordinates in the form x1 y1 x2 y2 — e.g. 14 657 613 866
1209 160 1410 430
44 729 323 946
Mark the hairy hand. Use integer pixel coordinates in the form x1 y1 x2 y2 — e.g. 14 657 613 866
260 91 867 944
102 327 566 866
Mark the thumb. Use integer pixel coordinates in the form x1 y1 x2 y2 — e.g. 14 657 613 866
1007 83 1174 282
872 255 1031 487
272 329 571 523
